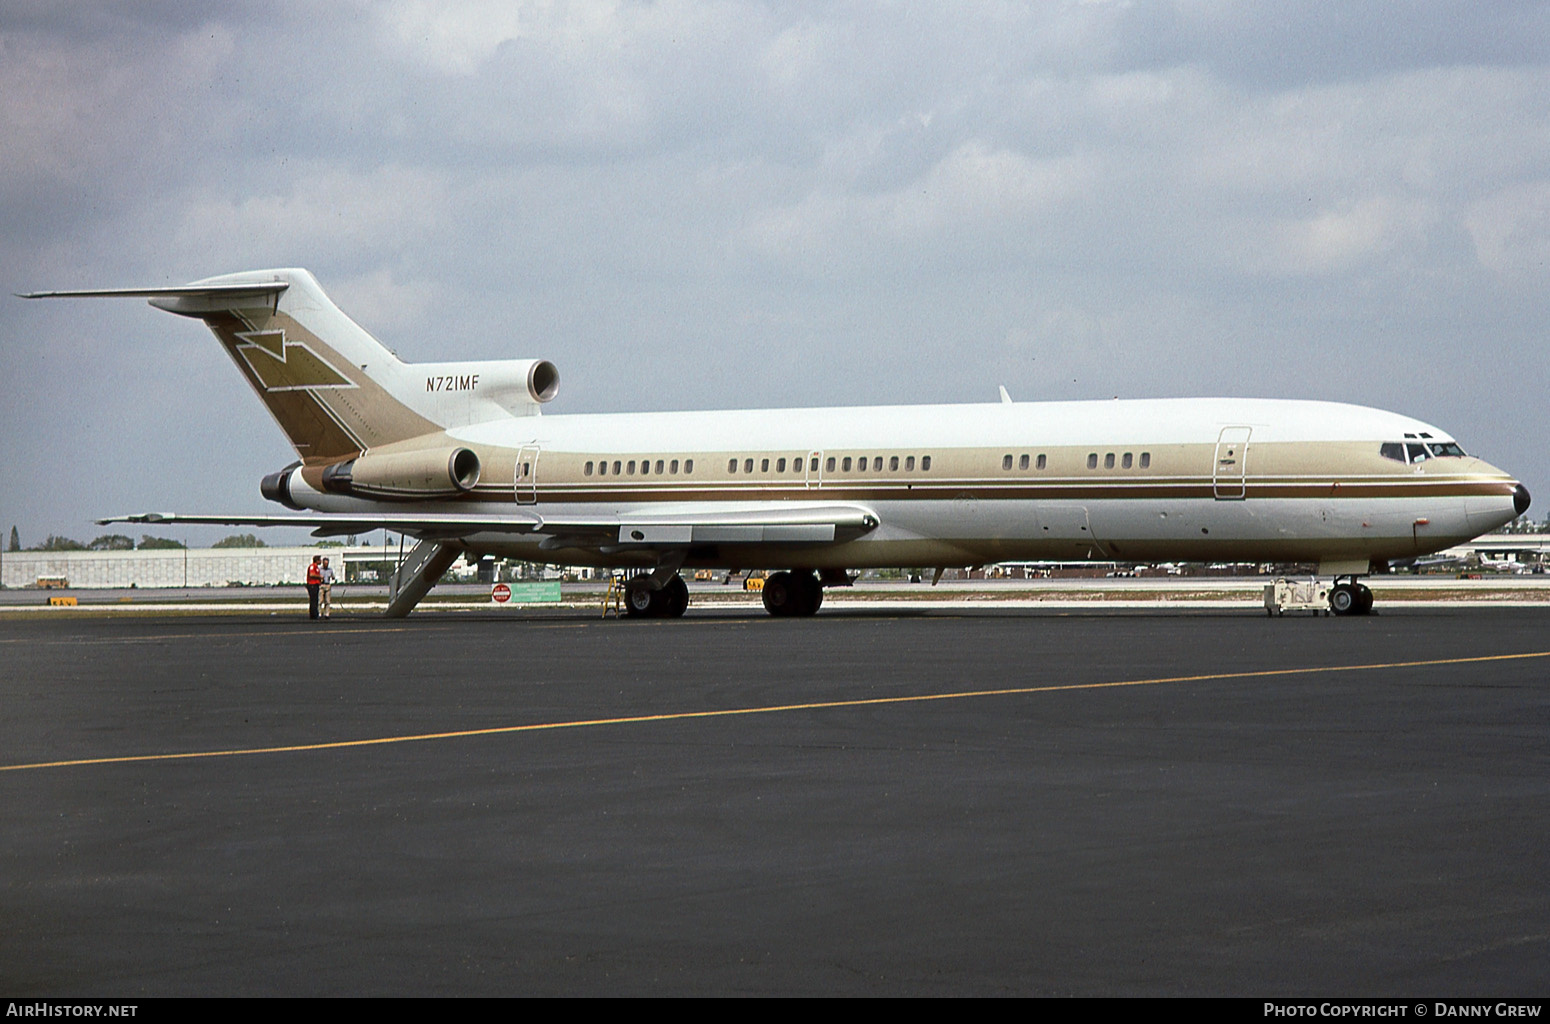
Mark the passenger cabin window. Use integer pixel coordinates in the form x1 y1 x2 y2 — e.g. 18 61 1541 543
890 456 899 471
1139 452 1150 469
1019 454 1029 470
1003 454 1014 470
585 461 594 476
1036 454 1047 470
1087 453 1098 469
905 456 915 471
1122 453 1133 469
1104 453 1115 469
728 459 737 473
921 456 932 471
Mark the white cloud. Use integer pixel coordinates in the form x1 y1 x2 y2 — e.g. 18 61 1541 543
0 22 235 190
1220 197 1430 278
371 0 618 76
1466 181 1550 282
163 164 451 269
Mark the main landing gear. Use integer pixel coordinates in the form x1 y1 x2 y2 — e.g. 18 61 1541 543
620 569 827 619
1329 578 1374 616
622 573 690 618
760 570 824 617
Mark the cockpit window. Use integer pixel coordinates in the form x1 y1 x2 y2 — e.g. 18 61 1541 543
1384 440 1467 464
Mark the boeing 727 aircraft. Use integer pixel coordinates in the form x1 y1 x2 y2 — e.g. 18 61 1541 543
25 268 1529 618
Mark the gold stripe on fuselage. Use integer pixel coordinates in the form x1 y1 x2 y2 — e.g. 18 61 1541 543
390 439 1515 506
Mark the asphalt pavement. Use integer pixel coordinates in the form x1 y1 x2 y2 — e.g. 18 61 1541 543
2 606 1547 995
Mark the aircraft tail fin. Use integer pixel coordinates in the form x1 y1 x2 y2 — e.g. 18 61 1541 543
24 269 558 466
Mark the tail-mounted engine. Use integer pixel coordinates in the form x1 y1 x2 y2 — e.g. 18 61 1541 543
413 358 559 425
320 446 483 499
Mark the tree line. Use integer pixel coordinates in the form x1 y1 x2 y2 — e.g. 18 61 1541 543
6 528 271 551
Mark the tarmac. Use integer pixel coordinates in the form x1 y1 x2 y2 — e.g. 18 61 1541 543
2 603 1548 995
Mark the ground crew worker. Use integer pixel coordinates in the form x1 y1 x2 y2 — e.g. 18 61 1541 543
319 557 335 619
306 555 322 619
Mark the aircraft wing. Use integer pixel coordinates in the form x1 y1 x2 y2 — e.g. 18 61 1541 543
97 503 878 546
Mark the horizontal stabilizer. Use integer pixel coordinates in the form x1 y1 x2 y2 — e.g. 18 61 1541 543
19 282 288 301
97 511 542 539
21 280 291 319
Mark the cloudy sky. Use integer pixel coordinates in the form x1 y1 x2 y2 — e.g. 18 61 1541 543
2 1 1547 548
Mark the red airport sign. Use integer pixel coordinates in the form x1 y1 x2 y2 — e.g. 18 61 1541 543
491 583 511 604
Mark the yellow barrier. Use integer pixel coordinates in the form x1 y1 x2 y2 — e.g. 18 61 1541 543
48 596 78 607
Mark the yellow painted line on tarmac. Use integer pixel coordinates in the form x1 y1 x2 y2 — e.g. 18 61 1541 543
4 649 1548 773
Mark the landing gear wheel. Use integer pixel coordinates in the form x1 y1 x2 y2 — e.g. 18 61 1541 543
761 571 823 617
1329 583 1356 616
1355 583 1374 615
788 570 823 617
623 576 661 618
1329 582 1373 616
762 572 795 617
662 574 689 618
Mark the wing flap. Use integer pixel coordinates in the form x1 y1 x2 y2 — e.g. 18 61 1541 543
564 503 877 552
615 523 837 545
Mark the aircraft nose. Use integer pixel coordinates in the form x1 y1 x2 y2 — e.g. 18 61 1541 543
1515 483 1532 516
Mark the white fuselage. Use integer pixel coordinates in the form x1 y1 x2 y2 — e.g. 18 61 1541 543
282 396 1526 572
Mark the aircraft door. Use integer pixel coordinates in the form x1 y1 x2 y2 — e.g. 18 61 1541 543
1213 427 1252 500
515 445 540 505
